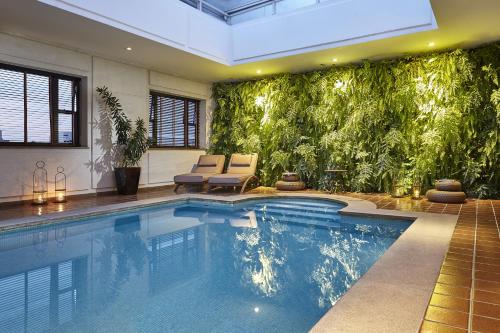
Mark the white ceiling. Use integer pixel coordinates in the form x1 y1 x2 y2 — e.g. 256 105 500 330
0 0 499 83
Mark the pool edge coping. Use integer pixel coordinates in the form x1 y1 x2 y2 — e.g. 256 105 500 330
0 192 456 333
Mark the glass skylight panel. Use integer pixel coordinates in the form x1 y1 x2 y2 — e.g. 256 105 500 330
181 0 327 24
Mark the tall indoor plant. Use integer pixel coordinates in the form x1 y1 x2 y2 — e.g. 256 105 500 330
96 86 149 195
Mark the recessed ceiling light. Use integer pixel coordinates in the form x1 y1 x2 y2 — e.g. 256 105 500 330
332 58 338 62
125 47 133 51
256 69 262 74
428 42 435 47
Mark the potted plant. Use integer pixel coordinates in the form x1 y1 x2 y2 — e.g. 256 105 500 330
96 86 149 195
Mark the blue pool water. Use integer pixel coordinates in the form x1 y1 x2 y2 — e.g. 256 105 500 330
0 199 411 333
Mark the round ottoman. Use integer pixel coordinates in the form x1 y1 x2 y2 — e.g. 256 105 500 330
426 189 466 204
435 179 462 192
276 180 305 191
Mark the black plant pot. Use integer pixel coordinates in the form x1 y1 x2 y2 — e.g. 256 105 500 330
114 167 141 195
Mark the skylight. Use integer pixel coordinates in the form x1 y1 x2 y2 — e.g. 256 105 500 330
180 0 323 24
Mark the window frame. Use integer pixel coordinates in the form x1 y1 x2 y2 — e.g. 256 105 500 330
0 63 81 147
149 91 200 149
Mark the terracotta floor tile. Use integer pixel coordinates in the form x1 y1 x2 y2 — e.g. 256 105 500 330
476 262 500 272
434 283 471 299
438 274 472 288
476 250 500 259
448 247 474 256
476 279 500 294
449 242 474 250
471 315 500 333
474 301 500 319
424 306 468 329
446 252 473 262
420 320 467 333
474 289 500 306
476 256 500 266
441 266 472 278
443 259 472 270
430 293 470 312
476 271 500 283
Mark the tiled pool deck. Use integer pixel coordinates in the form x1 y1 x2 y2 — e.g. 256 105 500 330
348 193 500 333
0 188 498 333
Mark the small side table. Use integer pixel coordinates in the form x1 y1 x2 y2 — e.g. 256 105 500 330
324 169 348 194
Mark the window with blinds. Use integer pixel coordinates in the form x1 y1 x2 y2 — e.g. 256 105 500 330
149 92 199 148
0 63 80 146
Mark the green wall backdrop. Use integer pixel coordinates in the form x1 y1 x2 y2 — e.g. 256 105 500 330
209 43 500 198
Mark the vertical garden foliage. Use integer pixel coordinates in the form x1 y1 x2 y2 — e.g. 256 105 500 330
210 43 500 198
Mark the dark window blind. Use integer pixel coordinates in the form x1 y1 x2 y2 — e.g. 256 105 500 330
149 92 199 148
0 64 80 146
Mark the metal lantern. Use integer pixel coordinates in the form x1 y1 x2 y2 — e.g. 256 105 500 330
54 166 67 203
412 181 422 200
33 161 48 205
391 180 405 198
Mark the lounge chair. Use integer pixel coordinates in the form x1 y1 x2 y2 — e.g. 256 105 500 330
208 153 258 194
174 155 225 193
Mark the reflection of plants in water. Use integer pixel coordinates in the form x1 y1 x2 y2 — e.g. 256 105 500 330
93 219 147 307
320 234 368 280
113 231 147 286
311 226 403 308
291 227 316 246
311 231 368 308
233 211 289 297
311 258 338 308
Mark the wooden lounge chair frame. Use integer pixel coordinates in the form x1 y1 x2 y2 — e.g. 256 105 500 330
173 155 225 193
207 153 259 194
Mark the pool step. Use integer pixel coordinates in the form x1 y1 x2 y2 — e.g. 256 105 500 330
254 211 340 229
254 206 340 221
253 200 342 211
254 208 342 225
253 203 340 215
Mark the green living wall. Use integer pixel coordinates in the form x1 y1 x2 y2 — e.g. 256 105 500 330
209 43 500 198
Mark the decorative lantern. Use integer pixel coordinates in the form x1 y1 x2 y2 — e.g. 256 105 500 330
54 166 67 203
391 180 405 198
32 161 48 205
412 181 422 200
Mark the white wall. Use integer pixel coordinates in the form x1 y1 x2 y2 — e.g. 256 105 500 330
0 33 212 202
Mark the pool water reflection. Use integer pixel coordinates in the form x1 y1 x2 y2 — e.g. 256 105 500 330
0 199 411 333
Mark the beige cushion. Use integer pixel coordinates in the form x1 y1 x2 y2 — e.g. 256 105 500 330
227 153 258 175
231 154 252 166
193 155 225 174
198 155 220 166
208 173 252 185
174 173 212 184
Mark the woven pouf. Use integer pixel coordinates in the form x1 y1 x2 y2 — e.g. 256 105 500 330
435 179 462 192
426 189 466 204
276 180 305 191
